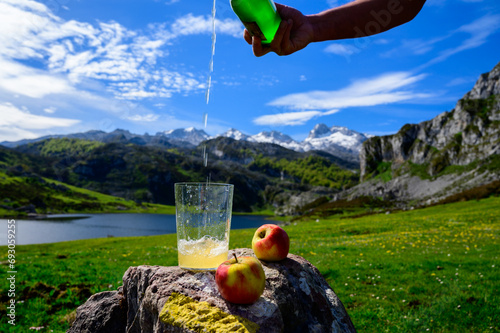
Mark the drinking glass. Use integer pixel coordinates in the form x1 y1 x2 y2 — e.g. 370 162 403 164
175 182 234 271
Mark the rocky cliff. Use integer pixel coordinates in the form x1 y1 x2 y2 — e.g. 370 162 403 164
353 61 500 205
361 61 499 180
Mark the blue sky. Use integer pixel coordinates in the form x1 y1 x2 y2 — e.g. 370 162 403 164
0 0 499 143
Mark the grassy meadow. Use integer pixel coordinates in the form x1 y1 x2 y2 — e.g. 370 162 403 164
0 170 176 218
1 196 499 332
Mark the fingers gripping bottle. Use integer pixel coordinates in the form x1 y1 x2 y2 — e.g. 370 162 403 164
230 0 282 44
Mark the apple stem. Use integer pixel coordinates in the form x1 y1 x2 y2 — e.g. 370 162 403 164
233 253 238 263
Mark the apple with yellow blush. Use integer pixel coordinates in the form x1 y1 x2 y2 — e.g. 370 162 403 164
252 224 289 261
215 254 266 304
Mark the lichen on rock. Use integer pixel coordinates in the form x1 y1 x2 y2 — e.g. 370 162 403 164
159 292 259 333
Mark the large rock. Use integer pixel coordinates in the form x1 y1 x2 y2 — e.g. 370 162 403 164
68 248 356 333
67 290 127 332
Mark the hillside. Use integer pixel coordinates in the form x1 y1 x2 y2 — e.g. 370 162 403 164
0 169 174 218
348 61 500 206
0 137 358 215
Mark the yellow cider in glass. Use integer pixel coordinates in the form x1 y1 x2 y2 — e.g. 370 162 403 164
177 236 228 270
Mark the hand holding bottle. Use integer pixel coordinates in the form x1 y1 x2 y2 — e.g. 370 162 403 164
243 4 315 57
240 0 426 57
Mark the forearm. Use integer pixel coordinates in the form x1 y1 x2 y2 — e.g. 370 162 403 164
308 0 426 42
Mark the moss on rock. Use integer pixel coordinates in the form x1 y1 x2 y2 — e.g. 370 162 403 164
159 292 260 333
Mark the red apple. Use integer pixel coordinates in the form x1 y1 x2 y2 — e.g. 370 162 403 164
252 224 290 261
215 254 265 304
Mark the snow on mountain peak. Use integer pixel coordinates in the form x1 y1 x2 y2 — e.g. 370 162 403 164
308 123 331 139
220 128 249 141
296 124 369 159
246 131 302 151
160 127 211 146
250 131 295 143
161 123 369 160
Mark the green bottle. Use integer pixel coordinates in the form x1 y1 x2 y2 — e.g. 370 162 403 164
230 0 282 45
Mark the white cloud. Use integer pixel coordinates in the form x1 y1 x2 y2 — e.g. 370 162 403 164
255 72 432 126
454 14 500 49
324 43 359 56
254 110 339 126
125 113 160 122
254 111 318 126
446 77 473 87
169 14 242 38
381 34 450 58
0 103 79 129
0 1 246 142
0 126 40 142
0 1 96 61
384 14 500 67
423 14 500 67
0 57 74 98
268 72 430 111
0 1 241 102
0 102 80 141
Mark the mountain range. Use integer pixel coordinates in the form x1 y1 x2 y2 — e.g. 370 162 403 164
1 61 498 217
1 124 371 163
0 134 358 214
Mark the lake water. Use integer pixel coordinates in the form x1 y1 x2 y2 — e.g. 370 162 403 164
0 214 277 246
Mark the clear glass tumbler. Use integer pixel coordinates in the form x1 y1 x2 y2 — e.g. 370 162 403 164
175 182 234 271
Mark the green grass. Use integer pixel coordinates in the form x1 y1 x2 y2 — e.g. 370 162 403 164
35 138 106 157
249 155 359 189
0 170 175 217
1 197 499 332
374 161 393 182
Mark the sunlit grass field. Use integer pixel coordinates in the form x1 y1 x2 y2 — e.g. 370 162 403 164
1 196 499 332
0 170 176 218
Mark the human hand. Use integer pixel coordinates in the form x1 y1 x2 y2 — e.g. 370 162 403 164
243 3 315 57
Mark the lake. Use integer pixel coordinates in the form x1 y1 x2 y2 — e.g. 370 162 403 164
0 214 277 246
